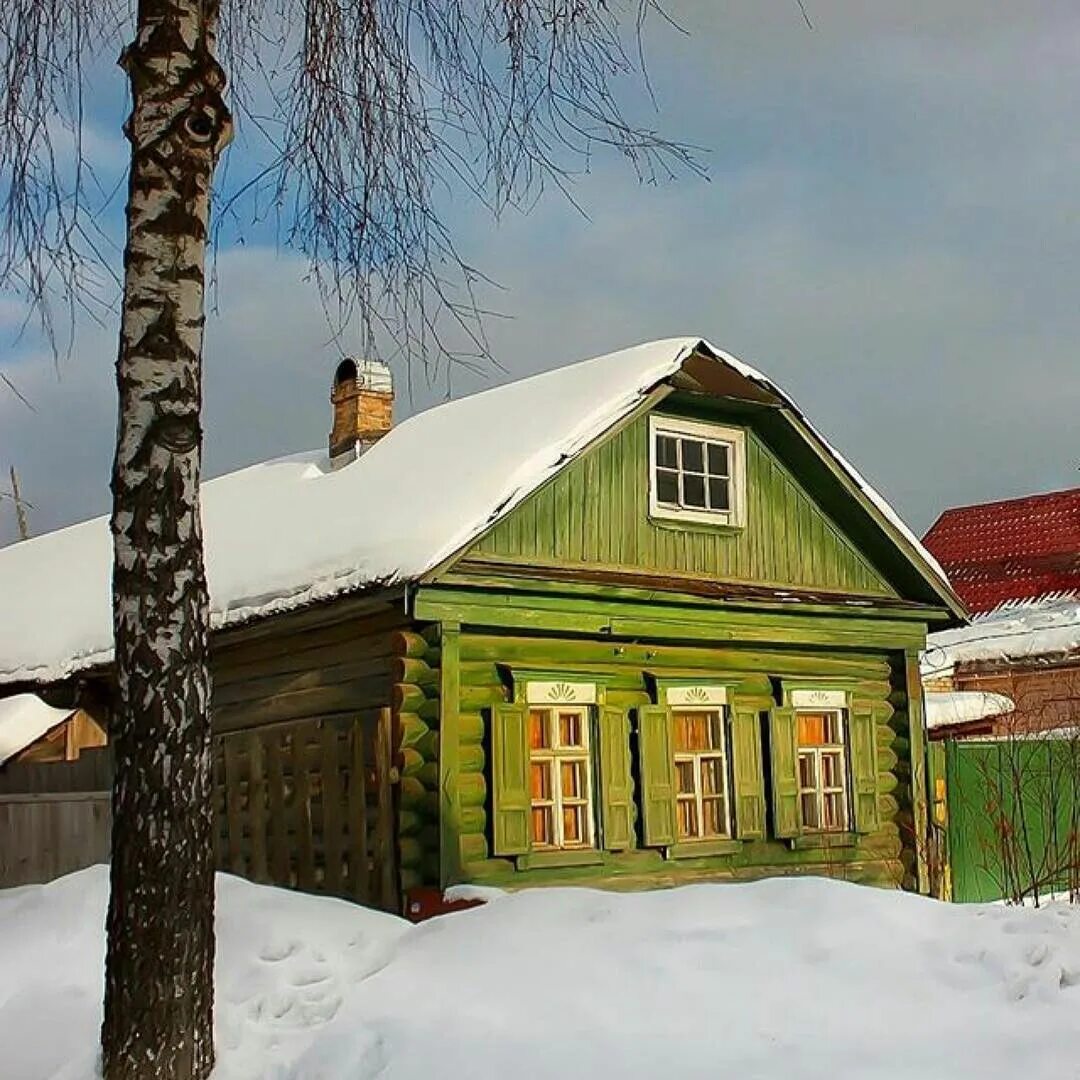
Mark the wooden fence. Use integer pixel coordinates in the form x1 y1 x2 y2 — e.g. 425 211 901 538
0 747 113 888
1 713 400 911
212 708 399 911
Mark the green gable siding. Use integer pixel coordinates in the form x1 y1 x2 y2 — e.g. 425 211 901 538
468 412 897 597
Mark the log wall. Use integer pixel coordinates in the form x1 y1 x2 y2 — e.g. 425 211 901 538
446 632 913 891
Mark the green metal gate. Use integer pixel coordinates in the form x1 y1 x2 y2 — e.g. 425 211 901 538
942 737 1080 902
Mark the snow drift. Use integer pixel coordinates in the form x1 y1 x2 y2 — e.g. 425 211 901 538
2 867 1079 1080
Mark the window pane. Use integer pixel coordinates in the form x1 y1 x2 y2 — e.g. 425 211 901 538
798 752 817 789
676 798 698 839
823 793 845 831
558 712 584 748
529 710 550 750
824 713 842 744
561 760 584 798
708 477 730 511
675 759 696 795
656 468 679 505
532 806 553 845
707 442 730 476
798 712 828 747
700 757 724 797
656 434 679 469
563 805 584 845
702 797 727 838
683 473 707 508
674 712 709 751
531 761 552 800
681 438 705 473
821 752 844 789
800 792 820 830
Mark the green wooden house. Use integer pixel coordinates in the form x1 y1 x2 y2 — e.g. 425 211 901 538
0 338 965 906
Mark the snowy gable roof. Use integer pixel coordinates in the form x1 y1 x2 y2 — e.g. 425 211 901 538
0 337 961 685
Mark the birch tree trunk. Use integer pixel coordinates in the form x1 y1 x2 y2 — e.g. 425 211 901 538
102 2 231 1077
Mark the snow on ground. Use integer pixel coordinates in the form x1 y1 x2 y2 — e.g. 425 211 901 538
3 867 1080 1080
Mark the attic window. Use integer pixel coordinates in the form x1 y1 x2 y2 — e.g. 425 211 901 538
648 415 746 527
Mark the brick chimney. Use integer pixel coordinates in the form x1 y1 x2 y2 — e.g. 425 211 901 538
329 357 394 468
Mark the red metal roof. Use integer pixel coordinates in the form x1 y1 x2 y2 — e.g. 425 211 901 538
922 487 1080 613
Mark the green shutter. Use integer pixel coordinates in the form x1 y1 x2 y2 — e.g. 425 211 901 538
492 703 531 855
730 708 766 840
637 705 677 848
630 704 673 846
849 702 881 834
769 706 801 839
598 706 633 851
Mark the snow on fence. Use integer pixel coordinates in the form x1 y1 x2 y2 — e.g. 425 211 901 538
212 708 399 912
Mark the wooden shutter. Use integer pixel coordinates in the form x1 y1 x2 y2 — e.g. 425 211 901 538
768 706 801 839
730 708 766 840
598 706 633 851
492 703 531 855
849 702 880 834
637 705 677 848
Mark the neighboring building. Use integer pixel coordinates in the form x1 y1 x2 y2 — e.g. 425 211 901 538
922 595 1080 740
0 693 107 767
0 338 964 906
923 487 1080 614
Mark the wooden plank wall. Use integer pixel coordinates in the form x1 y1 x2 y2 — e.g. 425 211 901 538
0 747 113 887
212 709 399 912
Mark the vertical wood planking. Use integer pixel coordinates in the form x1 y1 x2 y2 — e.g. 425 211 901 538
292 729 315 890
247 732 268 882
348 722 371 903
321 723 344 895
223 737 246 877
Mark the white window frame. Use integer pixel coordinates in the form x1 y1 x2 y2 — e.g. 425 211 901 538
648 415 747 527
528 705 596 850
671 706 733 842
795 707 851 833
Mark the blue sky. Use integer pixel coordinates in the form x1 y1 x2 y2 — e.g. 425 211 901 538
3 1 1080 546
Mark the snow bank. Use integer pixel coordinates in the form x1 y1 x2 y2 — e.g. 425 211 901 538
925 689 1015 731
0 337 957 686
924 595 1080 678
3 868 1080 1080
0 694 74 765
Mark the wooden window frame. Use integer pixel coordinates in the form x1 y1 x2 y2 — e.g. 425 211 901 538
672 706 734 843
795 707 851 834
528 705 597 851
648 415 747 528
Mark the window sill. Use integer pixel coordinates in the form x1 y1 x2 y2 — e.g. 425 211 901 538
667 838 742 859
648 511 745 534
788 831 858 851
516 849 604 871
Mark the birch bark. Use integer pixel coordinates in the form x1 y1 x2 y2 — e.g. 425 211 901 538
102 2 231 1076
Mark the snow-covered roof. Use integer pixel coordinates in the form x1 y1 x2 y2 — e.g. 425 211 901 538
0 337 960 685
0 694 75 765
924 690 1015 731
923 594 1080 679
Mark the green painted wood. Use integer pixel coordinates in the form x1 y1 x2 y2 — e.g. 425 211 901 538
468 410 897 597
903 649 931 893
731 708 766 840
638 705 677 847
491 702 530 856
415 586 929 650
850 701 881 834
438 623 461 886
768 706 800 838
598 706 634 851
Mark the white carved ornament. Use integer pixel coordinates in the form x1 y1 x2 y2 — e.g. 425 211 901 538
790 688 848 709
525 680 598 705
664 685 728 707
